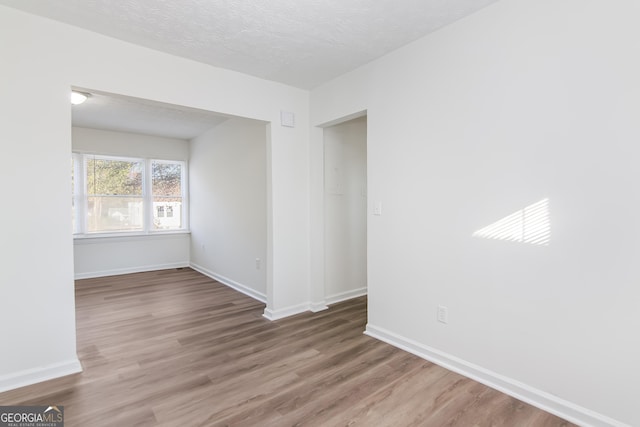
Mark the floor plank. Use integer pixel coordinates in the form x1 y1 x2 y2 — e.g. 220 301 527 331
0 268 574 426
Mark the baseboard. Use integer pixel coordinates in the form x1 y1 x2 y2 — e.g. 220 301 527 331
189 263 266 303
0 359 83 394
310 302 329 312
75 262 189 280
365 324 628 427
264 289 367 320
326 287 367 305
263 303 310 321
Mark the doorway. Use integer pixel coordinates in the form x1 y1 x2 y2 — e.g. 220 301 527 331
71 88 268 302
323 115 368 303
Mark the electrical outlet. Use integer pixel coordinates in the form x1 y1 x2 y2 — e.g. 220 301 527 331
437 305 448 324
255 258 261 269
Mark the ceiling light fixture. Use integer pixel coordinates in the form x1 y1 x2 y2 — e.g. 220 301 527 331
70 91 90 105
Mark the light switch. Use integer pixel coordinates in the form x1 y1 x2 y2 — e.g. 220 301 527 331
373 201 382 216
437 305 448 324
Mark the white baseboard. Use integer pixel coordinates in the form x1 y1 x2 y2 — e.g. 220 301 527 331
310 302 329 312
264 289 368 320
365 324 628 427
326 287 367 305
263 303 310 321
75 262 190 280
0 359 83 394
190 263 266 303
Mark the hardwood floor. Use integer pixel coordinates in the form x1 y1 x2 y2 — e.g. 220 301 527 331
0 268 574 426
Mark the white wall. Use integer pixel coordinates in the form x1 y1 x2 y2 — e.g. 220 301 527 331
0 5 309 392
72 126 189 160
74 234 190 279
323 117 367 303
190 118 267 301
311 1 640 426
72 127 191 279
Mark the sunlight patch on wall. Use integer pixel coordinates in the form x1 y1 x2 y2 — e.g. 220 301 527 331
473 198 550 246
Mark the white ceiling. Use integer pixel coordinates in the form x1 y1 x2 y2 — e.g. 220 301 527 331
5 0 500 138
72 90 229 140
0 0 500 89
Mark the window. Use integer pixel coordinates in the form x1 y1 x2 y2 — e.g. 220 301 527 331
151 161 183 230
72 154 187 236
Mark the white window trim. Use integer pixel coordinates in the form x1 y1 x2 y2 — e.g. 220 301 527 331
73 153 189 238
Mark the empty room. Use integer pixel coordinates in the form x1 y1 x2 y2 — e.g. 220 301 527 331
0 1 636 426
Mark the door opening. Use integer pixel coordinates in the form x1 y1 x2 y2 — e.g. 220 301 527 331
323 115 368 305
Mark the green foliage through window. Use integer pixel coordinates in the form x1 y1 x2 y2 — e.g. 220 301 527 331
73 154 186 235
87 158 143 196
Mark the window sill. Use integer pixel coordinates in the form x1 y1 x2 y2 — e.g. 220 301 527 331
73 230 191 244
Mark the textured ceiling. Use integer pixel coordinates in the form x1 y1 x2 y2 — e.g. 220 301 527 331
0 0 500 89
72 91 228 140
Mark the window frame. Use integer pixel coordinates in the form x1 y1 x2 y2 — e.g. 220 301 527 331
72 153 189 238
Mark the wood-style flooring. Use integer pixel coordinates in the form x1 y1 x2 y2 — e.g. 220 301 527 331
0 268 574 426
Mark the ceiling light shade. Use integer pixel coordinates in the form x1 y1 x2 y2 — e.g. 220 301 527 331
70 91 90 105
